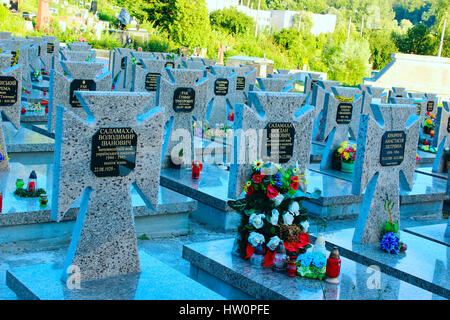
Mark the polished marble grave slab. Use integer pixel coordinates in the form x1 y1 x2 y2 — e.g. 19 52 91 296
0 162 197 230
3 122 54 152
415 165 447 180
314 228 450 298
183 238 445 300
404 223 449 246
7 250 225 300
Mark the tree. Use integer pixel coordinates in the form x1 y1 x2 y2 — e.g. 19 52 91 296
367 30 398 70
144 0 211 47
327 39 372 86
393 23 439 55
210 8 255 35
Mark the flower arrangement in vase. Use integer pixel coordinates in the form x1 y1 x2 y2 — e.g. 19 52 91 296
336 141 356 173
228 160 321 271
418 112 438 153
380 200 407 254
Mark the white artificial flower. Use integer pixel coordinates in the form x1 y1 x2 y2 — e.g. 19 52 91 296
300 220 310 233
270 209 279 225
282 212 294 226
274 194 284 206
267 236 282 251
289 201 300 216
249 213 265 229
248 232 265 247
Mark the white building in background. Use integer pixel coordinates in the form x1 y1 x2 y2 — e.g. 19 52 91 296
205 0 336 35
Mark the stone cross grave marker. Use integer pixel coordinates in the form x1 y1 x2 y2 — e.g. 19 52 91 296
432 101 450 173
233 66 256 105
67 42 92 51
408 92 425 99
390 97 427 129
352 103 420 243
389 86 408 99
0 32 11 40
310 80 341 140
206 65 237 127
40 36 60 70
303 73 321 99
254 77 294 92
319 87 363 170
112 48 134 92
158 68 209 168
48 60 111 133
60 49 96 62
0 54 21 171
424 93 439 115
358 84 386 112
52 91 165 282
132 58 167 97
228 91 314 199
0 39 34 89
184 60 206 70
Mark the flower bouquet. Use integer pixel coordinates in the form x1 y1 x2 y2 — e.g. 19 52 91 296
380 200 407 255
336 141 356 173
296 252 327 280
418 112 438 153
228 160 316 268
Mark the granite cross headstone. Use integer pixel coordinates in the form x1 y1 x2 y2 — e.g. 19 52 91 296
158 68 209 167
0 54 21 170
319 88 363 170
48 60 111 133
228 91 314 198
352 103 420 243
254 77 294 92
206 66 237 127
52 91 165 282
432 101 450 173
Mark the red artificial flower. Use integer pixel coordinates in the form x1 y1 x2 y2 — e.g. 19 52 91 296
252 173 265 184
245 185 254 196
266 184 279 199
290 180 299 191
297 232 311 249
228 112 234 121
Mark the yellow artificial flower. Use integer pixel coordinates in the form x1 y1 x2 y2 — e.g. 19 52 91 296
252 160 263 169
246 181 252 186
344 152 350 160
338 147 345 154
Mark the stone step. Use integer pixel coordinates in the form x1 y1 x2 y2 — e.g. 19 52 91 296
183 238 446 300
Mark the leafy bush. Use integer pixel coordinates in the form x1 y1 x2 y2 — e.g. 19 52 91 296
210 7 255 35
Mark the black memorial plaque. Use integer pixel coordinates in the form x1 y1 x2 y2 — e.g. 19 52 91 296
0 76 18 106
121 57 126 70
38 45 41 57
214 78 229 96
311 80 318 91
145 72 160 92
10 51 17 67
447 117 450 133
91 127 137 177
70 79 96 108
380 131 406 166
236 77 246 91
427 101 434 112
173 87 195 113
165 61 175 68
416 103 421 116
47 43 54 54
336 103 353 124
266 122 295 164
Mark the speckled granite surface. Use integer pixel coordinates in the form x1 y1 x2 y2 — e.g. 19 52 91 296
7 250 224 300
404 223 449 246
183 238 446 300
0 162 196 228
3 122 54 152
312 228 449 298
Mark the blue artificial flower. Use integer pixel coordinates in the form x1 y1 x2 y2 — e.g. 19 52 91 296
311 253 326 269
380 232 401 255
274 173 281 181
298 252 313 267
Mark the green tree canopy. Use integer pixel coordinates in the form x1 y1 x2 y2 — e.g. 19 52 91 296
210 7 255 35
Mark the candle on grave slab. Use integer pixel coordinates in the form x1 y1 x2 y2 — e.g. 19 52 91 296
27 170 37 192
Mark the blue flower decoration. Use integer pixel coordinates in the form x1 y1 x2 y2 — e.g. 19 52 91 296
380 232 401 255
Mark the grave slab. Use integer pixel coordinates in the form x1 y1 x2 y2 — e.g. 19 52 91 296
3 122 54 152
183 238 445 300
7 250 224 300
0 161 196 244
404 223 449 246
315 228 449 298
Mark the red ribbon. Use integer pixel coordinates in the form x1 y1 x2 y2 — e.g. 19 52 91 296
244 244 255 260
263 249 276 267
